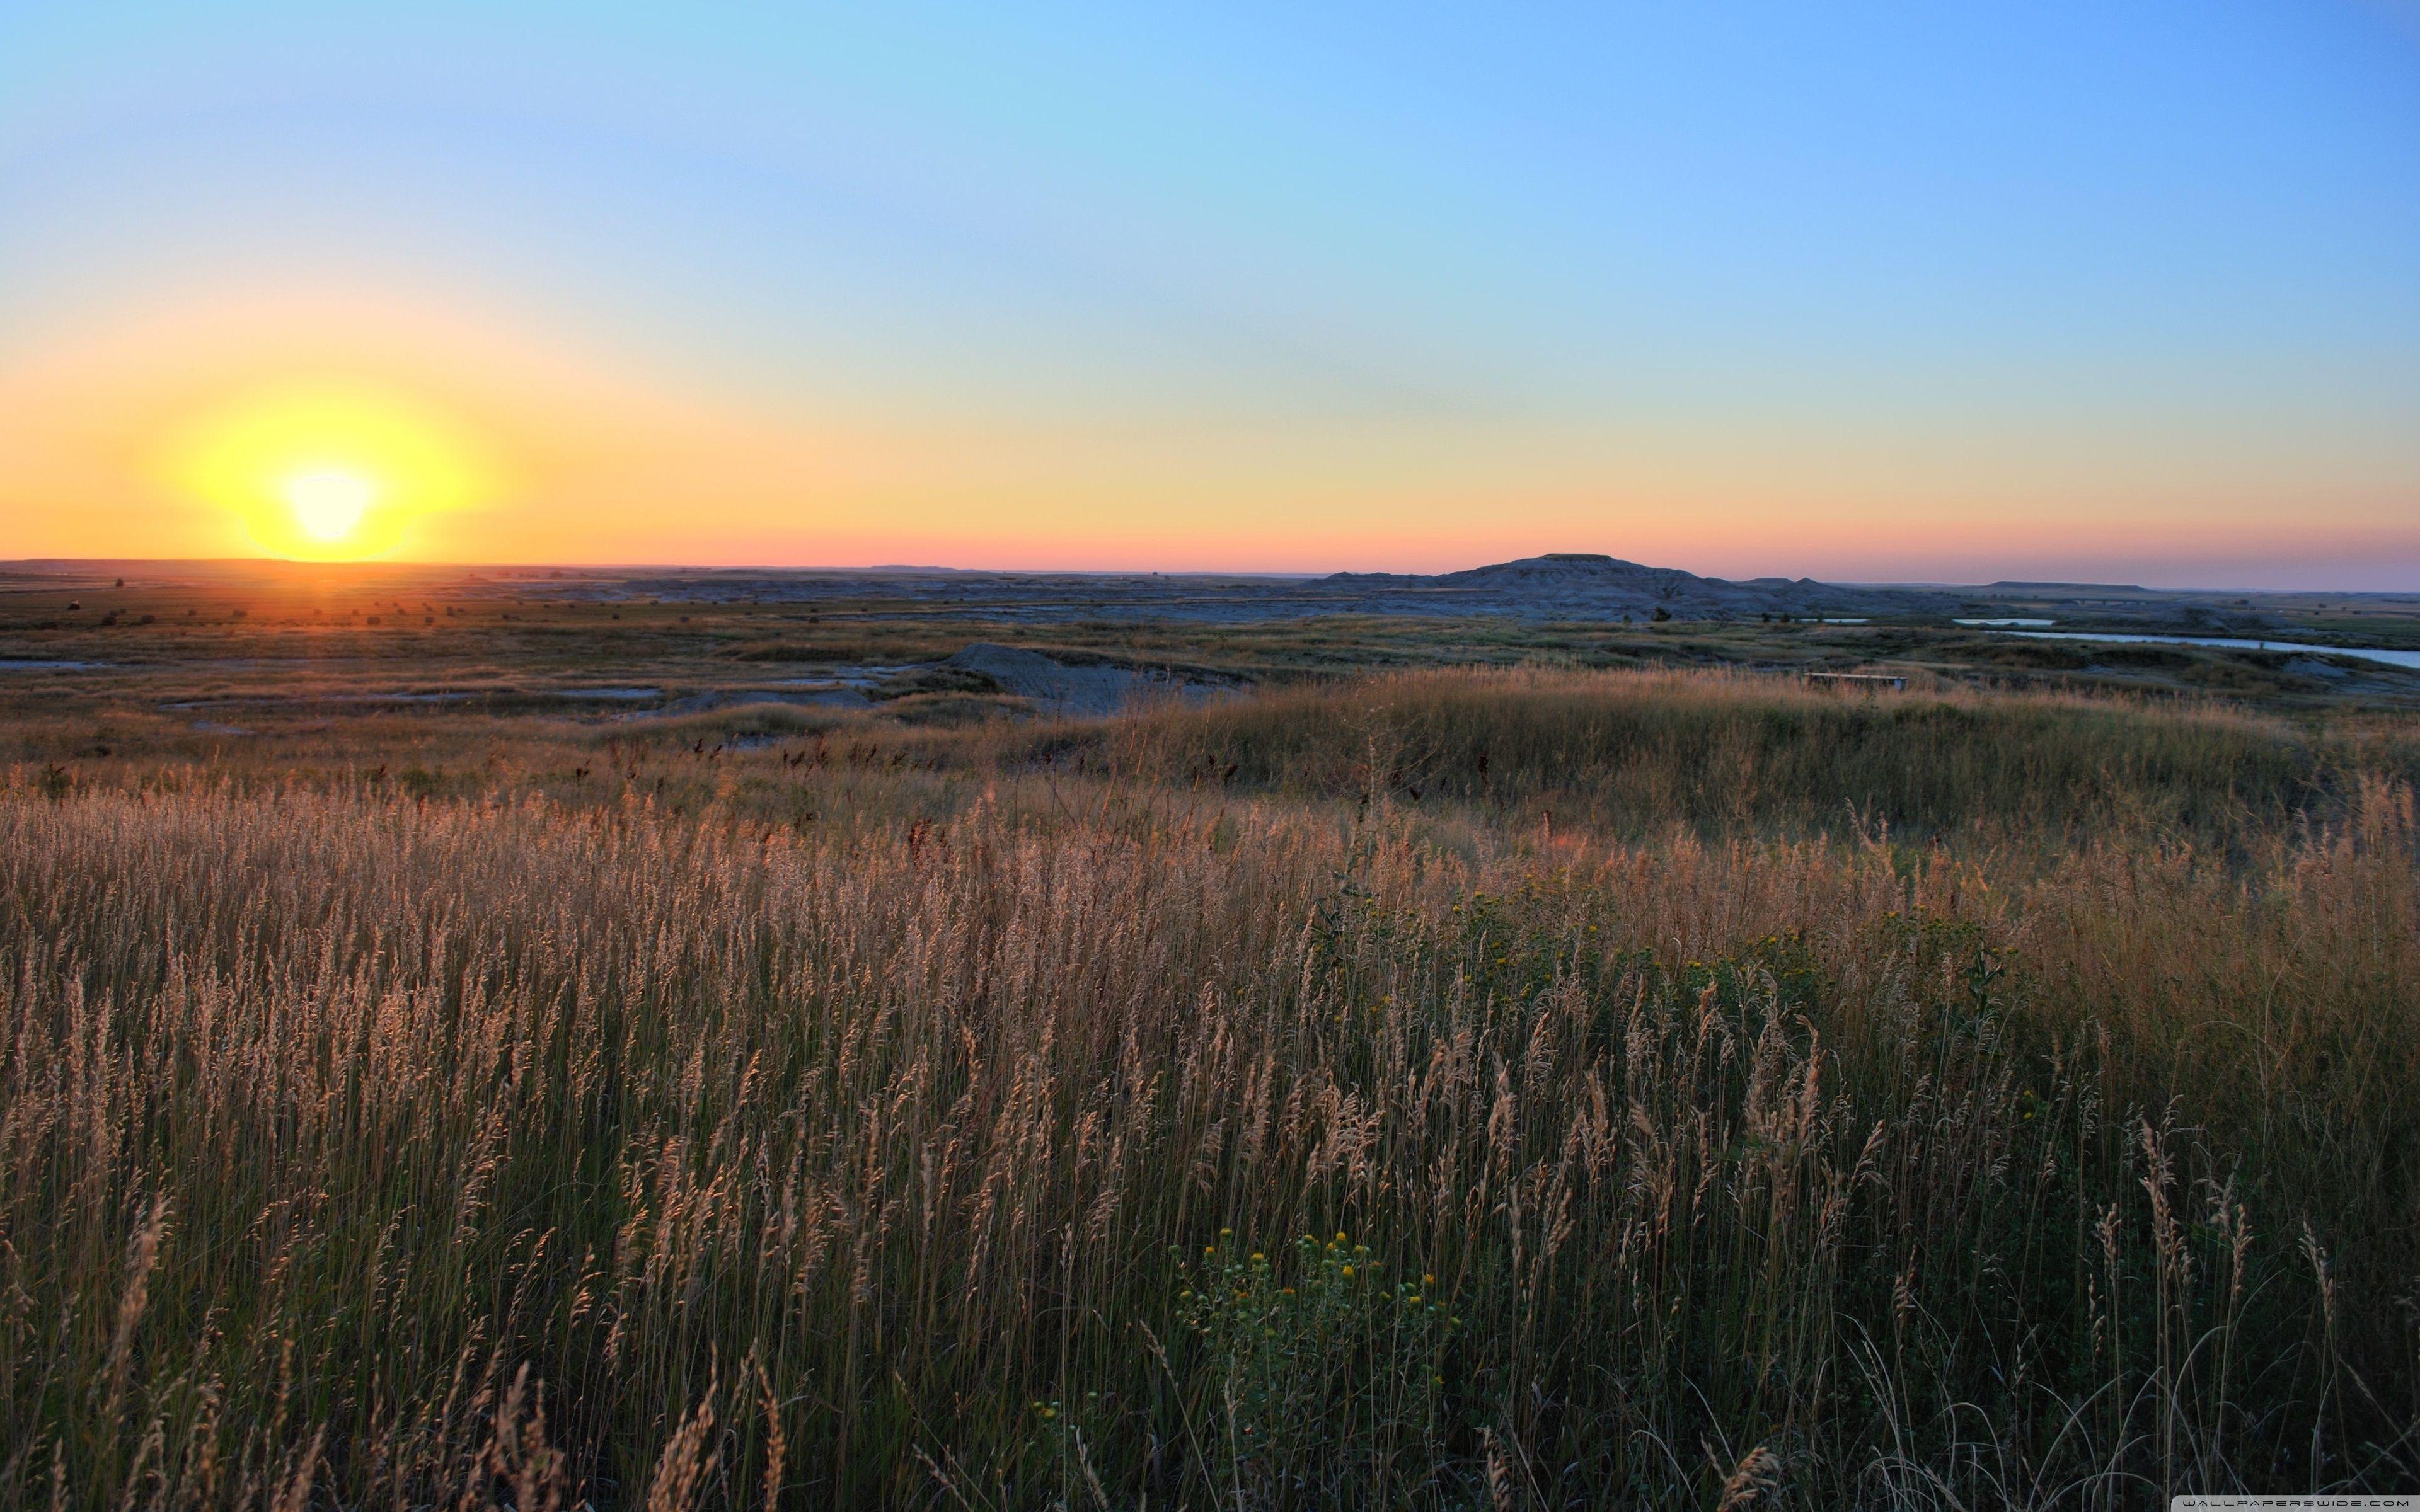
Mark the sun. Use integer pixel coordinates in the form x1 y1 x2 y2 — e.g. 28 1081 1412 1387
285 467 377 542
170 381 497 561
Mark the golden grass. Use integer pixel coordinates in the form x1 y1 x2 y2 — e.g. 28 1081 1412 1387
3 668 2416 1507
1005 665 2384 844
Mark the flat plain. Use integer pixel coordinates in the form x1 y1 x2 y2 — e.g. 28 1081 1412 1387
5 558 2419 1508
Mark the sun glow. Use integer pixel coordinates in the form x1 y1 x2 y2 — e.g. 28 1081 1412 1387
170 381 497 561
285 467 376 541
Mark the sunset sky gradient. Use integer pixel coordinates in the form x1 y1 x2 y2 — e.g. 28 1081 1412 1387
4 3 2417 585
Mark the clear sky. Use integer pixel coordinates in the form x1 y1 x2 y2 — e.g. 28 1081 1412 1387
3 2 2417 585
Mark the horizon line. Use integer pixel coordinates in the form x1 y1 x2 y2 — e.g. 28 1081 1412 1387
6 553 2419 598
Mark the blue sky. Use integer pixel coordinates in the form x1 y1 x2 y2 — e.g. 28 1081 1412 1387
3 2 2417 583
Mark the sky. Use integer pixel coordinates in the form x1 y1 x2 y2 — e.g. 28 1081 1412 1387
2 3 2417 586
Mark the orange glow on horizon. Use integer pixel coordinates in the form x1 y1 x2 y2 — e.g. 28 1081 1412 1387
1 284 2415 587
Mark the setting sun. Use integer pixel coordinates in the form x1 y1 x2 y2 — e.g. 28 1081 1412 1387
166 380 498 561
285 467 376 542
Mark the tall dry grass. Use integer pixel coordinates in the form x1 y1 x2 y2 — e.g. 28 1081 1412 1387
3 670 2416 1507
1005 666 2388 845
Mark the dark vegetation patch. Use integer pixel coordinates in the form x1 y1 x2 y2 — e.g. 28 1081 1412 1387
867 664 1005 701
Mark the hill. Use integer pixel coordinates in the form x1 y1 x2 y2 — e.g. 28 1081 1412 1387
1323 551 1935 621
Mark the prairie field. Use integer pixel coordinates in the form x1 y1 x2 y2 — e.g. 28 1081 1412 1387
4 667 2417 1508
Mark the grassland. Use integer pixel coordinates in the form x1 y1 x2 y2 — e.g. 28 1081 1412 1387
4 576 2419 1507
9 561 2420 720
